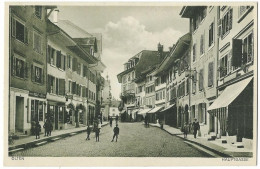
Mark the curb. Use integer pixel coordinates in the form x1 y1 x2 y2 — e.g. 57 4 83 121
8 122 109 155
150 124 232 157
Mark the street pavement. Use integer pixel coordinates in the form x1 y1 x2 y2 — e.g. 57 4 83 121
11 122 212 157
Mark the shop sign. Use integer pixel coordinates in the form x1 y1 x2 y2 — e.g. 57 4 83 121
29 91 46 98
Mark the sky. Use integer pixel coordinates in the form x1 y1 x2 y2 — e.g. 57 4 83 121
58 5 189 99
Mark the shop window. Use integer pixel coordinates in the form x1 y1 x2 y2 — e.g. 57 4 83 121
31 100 40 122
35 6 42 19
11 17 28 44
33 30 42 54
58 106 63 123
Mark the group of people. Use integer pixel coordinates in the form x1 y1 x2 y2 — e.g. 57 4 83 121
43 119 53 137
86 120 120 142
183 118 200 139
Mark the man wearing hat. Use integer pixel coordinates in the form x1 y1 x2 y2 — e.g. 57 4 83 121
192 118 200 138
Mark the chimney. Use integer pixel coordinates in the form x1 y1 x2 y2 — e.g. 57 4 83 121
53 9 59 25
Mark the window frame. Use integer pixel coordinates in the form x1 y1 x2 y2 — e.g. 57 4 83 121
33 30 43 54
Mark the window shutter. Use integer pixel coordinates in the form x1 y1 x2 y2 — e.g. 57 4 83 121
47 75 51 93
56 50 61 68
208 62 214 87
24 62 28 79
229 8 233 30
67 54 70 68
232 39 242 67
47 45 51 64
61 54 64 70
11 17 16 37
72 57 77 71
42 69 44 84
24 26 28 44
31 64 35 82
11 56 16 76
59 79 65 95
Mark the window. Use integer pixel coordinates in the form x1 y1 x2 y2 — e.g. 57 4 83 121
199 69 204 91
34 66 42 83
77 63 81 75
192 71 197 94
11 17 28 44
35 6 42 19
33 31 42 54
200 34 205 55
242 33 253 64
208 62 214 87
192 44 196 62
58 107 64 123
12 56 28 79
220 55 228 78
48 75 55 94
186 79 189 95
209 22 214 47
239 6 251 18
67 55 72 69
68 80 72 94
220 8 233 38
56 78 59 95
48 45 56 65
32 64 44 84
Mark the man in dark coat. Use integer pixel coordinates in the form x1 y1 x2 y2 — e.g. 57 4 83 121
86 125 91 140
109 117 113 127
95 128 100 142
43 120 49 137
111 124 120 142
35 121 41 139
192 118 200 138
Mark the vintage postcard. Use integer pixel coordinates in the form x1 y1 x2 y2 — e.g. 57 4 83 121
3 1 257 167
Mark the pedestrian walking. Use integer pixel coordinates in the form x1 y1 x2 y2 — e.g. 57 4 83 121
35 121 41 139
111 124 120 142
49 122 53 136
86 125 91 140
110 117 113 127
43 119 49 137
183 122 189 138
95 128 100 142
192 118 200 138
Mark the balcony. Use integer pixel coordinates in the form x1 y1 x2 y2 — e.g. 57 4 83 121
121 89 135 97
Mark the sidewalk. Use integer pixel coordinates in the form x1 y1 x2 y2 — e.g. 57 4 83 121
9 122 109 153
149 123 253 157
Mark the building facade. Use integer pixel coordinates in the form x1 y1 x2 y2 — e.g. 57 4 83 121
9 6 52 134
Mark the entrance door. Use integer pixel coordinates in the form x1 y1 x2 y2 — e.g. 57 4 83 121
15 96 24 132
55 106 58 130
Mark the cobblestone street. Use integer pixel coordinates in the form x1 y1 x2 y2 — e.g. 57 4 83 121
12 122 212 157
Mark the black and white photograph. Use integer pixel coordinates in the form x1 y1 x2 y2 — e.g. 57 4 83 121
3 1 257 167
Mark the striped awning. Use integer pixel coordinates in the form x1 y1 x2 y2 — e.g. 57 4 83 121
138 109 151 115
148 106 164 114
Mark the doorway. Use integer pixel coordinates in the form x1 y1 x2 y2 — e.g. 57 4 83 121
15 96 24 132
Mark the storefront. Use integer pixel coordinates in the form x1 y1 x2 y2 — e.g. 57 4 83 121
47 101 66 131
208 77 253 141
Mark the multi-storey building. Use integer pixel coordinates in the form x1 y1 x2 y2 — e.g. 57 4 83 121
155 33 191 128
208 6 255 146
9 6 54 135
180 6 219 137
117 45 168 122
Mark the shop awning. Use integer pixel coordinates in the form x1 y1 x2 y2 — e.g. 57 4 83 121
159 104 175 113
208 77 253 111
148 106 164 114
138 109 151 115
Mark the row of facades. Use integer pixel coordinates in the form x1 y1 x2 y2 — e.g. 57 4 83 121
9 6 108 135
117 6 255 145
